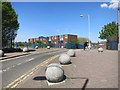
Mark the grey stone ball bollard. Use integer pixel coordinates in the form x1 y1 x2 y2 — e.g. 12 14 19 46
59 54 71 64
45 63 64 83
23 47 29 52
0 50 4 57
67 49 75 57
35 46 38 49
47 46 50 49
98 47 103 52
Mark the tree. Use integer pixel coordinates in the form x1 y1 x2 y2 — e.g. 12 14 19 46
77 37 89 45
2 2 19 48
68 38 79 44
35 40 42 44
99 21 118 41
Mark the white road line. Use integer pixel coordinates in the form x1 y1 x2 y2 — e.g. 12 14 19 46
17 63 22 65
3 69 6 72
26 58 34 62
0 70 2 73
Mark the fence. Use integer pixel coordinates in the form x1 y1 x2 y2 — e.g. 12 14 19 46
107 40 118 50
13 42 84 49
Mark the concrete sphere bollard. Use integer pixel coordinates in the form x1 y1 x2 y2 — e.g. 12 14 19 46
88 46 91 49
23 47 29 52
45 63 64 83
67 49 75 57
0 50 4 57
35 46 38 49
61 46 64 48
47 63 62 68
98 47 103 52
59 54 71 64
47 46 50 49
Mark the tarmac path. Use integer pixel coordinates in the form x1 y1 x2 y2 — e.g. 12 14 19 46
1 49 68 88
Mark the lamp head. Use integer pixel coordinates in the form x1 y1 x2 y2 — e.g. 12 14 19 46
80 15 83 17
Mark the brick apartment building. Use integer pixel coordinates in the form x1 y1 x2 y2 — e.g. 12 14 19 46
28 34 77 47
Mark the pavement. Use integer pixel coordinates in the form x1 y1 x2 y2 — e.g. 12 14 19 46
17 49 118 88
1 48 67 88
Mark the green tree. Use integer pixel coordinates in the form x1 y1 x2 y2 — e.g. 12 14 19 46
2 2 19 48
99 21 118 41
35 40 42 44
68 38 79 44
77 37 89 45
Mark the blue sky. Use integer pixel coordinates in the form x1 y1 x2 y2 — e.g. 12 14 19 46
11 2 118 43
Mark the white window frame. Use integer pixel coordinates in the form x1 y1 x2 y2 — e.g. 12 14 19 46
55 36 56 39
65 35 68 39
49 37 51 41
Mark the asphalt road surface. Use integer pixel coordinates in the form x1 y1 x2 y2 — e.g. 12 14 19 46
1 49 67 88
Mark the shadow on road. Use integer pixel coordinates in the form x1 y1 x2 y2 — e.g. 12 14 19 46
33 75 66 82
33 76 46 80
82 78 89 90
28 49 36 52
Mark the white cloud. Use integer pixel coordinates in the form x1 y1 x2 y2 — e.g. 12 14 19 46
100 0 119 9
101 3 108 8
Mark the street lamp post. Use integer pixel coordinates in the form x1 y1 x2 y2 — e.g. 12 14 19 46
118 2 120 51
80 14 91 48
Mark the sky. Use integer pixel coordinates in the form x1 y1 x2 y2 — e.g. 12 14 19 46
11 1 118 43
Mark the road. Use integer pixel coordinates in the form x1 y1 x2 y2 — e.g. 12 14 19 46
1 49 67 88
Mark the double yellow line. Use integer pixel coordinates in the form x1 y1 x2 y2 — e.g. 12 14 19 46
3 54 59 89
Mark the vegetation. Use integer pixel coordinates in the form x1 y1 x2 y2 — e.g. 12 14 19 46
68 38 79 44
35 40 42 44
77 37 89 45
2 2 19 48
99 21 118 41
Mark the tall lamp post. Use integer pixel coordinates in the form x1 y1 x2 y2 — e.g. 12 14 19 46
80 14 91 48
118 2 120 51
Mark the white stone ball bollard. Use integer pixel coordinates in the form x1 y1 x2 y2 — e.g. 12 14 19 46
35 46 38 49
47 63 62 68
47 46 50 49
67 49 75 57
23 47 29 52
88 46 91 49
45 63 64 83
59 54 71 64
98 47 103 52
0 50 4 57
61 46 64 48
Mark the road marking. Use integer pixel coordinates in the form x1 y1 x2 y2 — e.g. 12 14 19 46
0 70 2 73
0 54 31 63
0 49 63 63
26 58 34 62
17 63 22 66
4 54 59 89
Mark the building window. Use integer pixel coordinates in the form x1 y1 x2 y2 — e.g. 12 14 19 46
54 41 57 44
44 42 46 44
60 35 63 40
36 38 39 41
65 35 68 38
65 41 67 43
52 36 54 40
55 36 56 39
49 37 51 41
